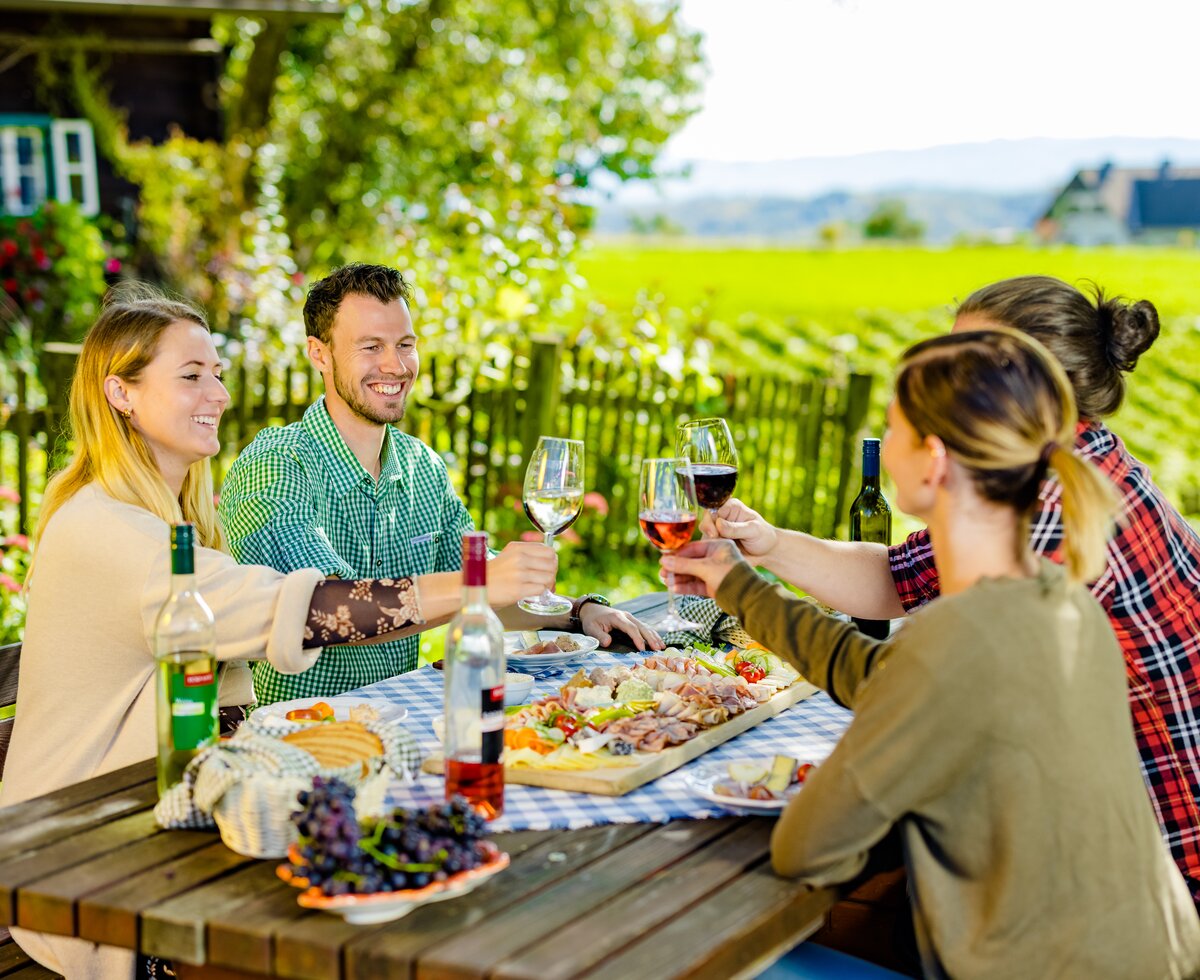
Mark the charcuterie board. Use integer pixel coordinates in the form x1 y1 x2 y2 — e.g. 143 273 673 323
422 680 818 796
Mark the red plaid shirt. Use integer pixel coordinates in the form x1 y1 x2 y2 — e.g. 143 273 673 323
889 421 1200 902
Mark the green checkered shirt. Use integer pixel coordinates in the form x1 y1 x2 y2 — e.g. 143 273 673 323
218 397 473 704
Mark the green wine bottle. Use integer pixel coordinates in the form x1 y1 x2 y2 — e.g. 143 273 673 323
849 438 892 640
154 524 218 796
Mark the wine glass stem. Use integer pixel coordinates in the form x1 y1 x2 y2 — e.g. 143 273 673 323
541 531 556 600
664 548 681 619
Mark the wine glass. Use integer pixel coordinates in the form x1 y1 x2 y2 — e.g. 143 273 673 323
518 437 584 616
676 418 739 529
639 457 704 633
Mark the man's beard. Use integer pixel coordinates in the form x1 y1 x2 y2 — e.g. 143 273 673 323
331 359 409 426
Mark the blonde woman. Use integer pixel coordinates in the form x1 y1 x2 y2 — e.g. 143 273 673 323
665 330 1200 977
0 287 552 980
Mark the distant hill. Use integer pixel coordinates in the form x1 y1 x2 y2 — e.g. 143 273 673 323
596 188 1051 243
612 137 1200 201
593 136 1200 242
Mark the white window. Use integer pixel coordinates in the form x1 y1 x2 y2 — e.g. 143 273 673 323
50 120 99 216
0 127 47 216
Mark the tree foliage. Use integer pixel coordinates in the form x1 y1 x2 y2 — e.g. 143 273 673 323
69 0 704 361
863 199 924 242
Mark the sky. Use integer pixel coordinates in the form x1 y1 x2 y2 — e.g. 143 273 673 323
671 0 1200 162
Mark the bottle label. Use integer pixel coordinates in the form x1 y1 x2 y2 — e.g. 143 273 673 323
481 685 504 765
167 657 218 752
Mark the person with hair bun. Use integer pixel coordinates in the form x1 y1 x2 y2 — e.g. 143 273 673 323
705 275 1200 908
664 329 1200 978
0 285 499 980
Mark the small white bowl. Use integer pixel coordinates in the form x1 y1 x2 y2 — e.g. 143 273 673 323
504 672 534 706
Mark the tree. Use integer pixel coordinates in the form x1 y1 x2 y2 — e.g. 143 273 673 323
67 0 704 359
862 199 924 242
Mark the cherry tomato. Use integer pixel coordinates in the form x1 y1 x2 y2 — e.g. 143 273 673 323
735 661 766 683
795 763 815 784
553 715 581 737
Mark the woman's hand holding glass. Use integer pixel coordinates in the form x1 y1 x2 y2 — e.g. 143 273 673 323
638 456 704 633
676 417 739 532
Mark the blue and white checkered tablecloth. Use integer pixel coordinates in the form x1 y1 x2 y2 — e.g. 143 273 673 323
346 652 852 832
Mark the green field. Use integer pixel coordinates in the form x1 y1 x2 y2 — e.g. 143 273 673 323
578 241 1200 520
580 242 1200 324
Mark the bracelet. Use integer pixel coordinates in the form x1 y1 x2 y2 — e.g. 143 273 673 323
568 592 611 630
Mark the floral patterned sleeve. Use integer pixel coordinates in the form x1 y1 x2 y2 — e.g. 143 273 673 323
302 577 424 648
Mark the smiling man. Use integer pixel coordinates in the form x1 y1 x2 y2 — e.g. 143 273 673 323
218 263 659 705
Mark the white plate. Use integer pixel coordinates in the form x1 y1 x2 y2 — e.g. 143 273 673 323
683 757 809 813
256 696 407 725
503 631 599 668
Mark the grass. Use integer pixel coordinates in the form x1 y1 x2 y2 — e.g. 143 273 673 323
577 241 1200 520
579 241 1200 324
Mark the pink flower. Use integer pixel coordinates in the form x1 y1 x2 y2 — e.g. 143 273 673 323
583 491 609 516
520 530 542 542
3 534 29 551
0 486 20 503
0 573 21 593
559 528 581 545
104 258 122 274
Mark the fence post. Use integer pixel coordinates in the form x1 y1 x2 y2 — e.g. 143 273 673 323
523 336 563 462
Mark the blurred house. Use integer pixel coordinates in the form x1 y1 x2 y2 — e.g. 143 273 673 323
0 0 340 220
1037 160 1200 245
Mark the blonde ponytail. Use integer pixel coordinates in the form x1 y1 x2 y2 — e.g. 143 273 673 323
1050 445 1117 584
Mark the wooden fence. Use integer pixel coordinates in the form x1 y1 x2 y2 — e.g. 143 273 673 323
0 340 875 556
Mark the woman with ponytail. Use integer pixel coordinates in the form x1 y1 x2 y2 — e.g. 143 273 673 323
665 329 1200 978
706 276 1200 909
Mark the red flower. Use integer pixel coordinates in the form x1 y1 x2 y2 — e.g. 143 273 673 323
2 279 17 295
104 258 122 274
31 246 46 265
0 240 16 260
24 286 39 303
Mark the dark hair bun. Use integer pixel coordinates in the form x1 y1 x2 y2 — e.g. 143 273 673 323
1103 297 1160 373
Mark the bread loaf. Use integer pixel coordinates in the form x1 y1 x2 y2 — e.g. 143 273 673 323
281 721 384 769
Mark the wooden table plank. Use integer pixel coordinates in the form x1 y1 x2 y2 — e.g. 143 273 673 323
614 592 670 623
270 830 558 980
15 826 215 937
205 873 313 975
414 819 737 980
575 862 837 980
0 780 158 866
493 818 774 980
78 840 254 949
142 862 298 966
0 760 154 837
0 937 34 975
344 823 657 979
0 810 163 927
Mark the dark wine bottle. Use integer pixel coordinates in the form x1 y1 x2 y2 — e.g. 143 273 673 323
849 438 892 640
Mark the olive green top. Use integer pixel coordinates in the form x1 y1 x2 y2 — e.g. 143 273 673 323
717 559 1200 979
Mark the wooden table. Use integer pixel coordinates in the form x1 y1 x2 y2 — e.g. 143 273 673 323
0 593 840 979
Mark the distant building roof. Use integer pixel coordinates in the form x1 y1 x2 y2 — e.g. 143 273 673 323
1129 178 1200 232
0 0 342 18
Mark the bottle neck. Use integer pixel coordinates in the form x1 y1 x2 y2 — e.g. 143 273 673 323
461 584 489 611
861 457 880 489
171 571 197 594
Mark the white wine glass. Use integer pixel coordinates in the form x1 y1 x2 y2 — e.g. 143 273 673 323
518 436 584 616
676 417 739 529
639 457 703 633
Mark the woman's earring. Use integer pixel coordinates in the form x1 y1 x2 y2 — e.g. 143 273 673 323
121 407 132 420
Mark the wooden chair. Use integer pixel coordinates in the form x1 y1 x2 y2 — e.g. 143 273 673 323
0 641 18 784
0 641 63 975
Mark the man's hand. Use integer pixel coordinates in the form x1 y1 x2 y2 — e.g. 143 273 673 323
661 538 748 598
578 602 665 652
487 541 557 607
700 497 779 560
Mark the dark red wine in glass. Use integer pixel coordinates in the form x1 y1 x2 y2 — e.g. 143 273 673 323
689 463 738 511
